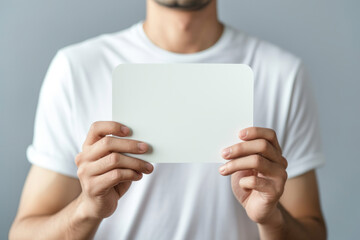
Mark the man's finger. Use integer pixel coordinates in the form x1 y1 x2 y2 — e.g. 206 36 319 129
239 127 282 153
239 175 276 195
91 169 143 195
221 139 286 167
80 136 149 163
219 154 283 177
87 153 153 176
83 121 130 148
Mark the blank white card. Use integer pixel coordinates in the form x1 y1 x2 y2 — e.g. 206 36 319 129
112 64 253 163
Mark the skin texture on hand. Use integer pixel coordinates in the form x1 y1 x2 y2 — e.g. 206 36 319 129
75 121 154 219
219 127 288 225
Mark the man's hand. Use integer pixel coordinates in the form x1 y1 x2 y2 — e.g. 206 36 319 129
9 121 154 240
219 127 288 226
75 121 154 220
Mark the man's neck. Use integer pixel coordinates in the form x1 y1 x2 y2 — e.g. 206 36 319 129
143 0 223 54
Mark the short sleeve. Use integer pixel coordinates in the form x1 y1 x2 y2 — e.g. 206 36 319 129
282 63 325 178
26 51 78 178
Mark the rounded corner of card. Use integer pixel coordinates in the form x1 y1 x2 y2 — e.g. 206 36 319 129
240 64 254 82
112 63 130 80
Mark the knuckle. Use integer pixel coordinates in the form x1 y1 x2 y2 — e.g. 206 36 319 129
273 177 286 197
275 185 284 198
77 165 85 178
90 121 100 133
108 153 119 166
75 153 83 166
270 129 277 141
281 170 288 182
253 155 263 168
101 136 112 147
258 139 269 152
111 169 122 180
110 169 125 181
272 186 281 198
282 157 288 169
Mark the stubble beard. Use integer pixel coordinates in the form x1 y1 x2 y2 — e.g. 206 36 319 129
153 0 212 11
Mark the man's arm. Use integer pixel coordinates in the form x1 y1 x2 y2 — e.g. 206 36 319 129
9 165 101 240
258 170 326 240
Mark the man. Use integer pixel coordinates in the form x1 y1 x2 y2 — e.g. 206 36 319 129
9 0 326 239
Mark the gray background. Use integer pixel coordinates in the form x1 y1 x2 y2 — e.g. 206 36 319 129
0 0 359 239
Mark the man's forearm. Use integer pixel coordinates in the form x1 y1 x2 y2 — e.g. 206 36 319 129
257 204 326 240
9 194 102 240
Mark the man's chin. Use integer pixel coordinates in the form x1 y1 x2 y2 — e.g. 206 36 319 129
154 0 212 11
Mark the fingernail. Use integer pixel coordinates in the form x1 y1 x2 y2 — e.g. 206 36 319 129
219 165 226 174
222 148 231 158
137 142 148 152
240 129 248 139
121 126 129 134
146 163 153 172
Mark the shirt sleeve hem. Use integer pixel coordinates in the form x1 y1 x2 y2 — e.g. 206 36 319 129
26 145 78 179
286 153 325 179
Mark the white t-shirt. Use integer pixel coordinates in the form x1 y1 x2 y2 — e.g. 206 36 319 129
27 22 325 240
